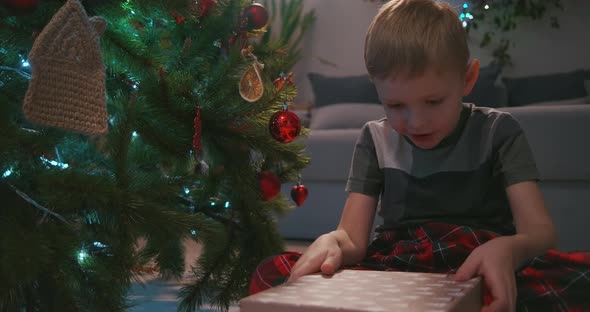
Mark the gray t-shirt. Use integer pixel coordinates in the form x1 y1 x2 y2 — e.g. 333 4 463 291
345 103 539 235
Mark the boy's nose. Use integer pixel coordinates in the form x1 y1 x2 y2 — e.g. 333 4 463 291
407 111 428 131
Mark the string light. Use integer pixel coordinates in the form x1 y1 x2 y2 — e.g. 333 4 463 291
93 241 108 248
77 249 89 264
207 198 232 208
40 156 69 169
19 54 30 68
77 241 110 265
2 168 13 178
458 2 482 28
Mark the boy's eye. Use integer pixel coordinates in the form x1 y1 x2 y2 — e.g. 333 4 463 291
427 99 444 105
387 103 403 109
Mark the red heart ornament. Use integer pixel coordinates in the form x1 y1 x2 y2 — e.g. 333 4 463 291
290 183 308 206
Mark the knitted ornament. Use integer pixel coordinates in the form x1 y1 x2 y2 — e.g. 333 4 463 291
23 0 108 135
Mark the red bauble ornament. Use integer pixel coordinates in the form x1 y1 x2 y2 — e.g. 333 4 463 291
242 2 269 31
269 109 301 143
259 171 281 201
291 183 308 206
199 0 216 17
1 0 39 14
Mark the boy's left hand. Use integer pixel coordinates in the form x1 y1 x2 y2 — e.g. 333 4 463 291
453 237 517 312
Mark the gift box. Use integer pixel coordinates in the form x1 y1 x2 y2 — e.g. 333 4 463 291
240 269 482 312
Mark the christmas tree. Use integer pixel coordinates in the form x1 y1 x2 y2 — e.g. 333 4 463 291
0 0 312 310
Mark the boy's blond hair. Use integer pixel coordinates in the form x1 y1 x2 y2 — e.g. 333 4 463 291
365 0 469 80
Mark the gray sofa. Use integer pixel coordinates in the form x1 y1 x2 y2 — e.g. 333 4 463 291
276 103 590 253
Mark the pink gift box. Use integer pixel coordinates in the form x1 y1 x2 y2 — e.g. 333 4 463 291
240 269 482 312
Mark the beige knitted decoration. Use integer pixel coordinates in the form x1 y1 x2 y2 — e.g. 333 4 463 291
23 0 108 135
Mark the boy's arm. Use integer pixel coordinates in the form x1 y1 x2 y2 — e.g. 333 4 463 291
506 180 557 268
454 181 555 311
290 124 381 280
329 192 378 266
288 192 378 280
491 114 556 266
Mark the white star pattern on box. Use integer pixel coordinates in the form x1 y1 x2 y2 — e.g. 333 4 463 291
240 270 482 312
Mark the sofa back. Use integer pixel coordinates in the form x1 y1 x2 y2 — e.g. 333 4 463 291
500 105 590 251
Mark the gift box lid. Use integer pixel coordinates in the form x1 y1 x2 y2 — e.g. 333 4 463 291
240 270 482 312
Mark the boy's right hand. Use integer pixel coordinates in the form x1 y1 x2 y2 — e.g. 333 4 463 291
287 232 342 282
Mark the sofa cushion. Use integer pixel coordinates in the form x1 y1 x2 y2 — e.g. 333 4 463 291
308 73 380 107
309 103 385 130
503 70 587 106
309 64 505 109
499 105 590 181
463 63 506 108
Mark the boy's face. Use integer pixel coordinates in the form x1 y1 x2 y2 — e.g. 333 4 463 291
373 62 479 149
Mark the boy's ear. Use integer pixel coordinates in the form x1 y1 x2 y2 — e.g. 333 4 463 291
463 59 480 96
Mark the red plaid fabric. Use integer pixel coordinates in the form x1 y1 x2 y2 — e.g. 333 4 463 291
249 222 590 311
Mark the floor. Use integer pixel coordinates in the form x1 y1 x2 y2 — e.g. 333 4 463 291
128 240 310 312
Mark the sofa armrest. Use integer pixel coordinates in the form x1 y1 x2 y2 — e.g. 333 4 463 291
301 129 361 181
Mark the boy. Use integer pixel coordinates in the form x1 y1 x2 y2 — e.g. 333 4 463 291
250 1 590 311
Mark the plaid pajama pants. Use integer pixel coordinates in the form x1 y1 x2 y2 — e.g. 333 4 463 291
250 222 590 311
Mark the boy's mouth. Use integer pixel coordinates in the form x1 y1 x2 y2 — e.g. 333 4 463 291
411 132 433 138
410 133 435 143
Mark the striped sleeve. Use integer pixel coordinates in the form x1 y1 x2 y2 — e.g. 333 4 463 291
345 123 383 197
493 114 540 187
